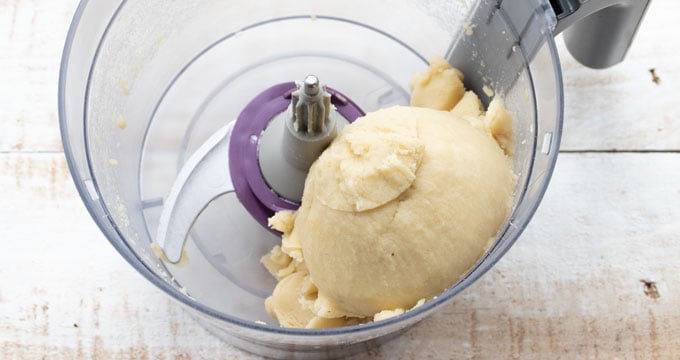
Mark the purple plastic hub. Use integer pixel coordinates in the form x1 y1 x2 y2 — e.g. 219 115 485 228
229 82 364 230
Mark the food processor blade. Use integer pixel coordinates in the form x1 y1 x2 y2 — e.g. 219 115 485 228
156 124 235 263
156 77 362 263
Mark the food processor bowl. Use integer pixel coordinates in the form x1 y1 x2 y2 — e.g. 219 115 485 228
58 0 645 357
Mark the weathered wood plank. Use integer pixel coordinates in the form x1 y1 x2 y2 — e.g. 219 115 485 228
1 153 678 359
2 0 679 358
359 152 680 359
558 1 680 151
1 1 678 153
0 0 79 152
0 153 252 359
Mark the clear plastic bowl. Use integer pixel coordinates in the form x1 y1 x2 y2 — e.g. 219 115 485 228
59 0 562 358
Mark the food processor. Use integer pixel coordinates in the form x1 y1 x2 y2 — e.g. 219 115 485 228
59 0 648 357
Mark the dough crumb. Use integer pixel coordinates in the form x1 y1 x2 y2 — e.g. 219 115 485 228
150 242 189 266
374 308 405 322
116 115 127 130
463 22 476 36
484 98 514 156
482 85 494 98
451 90 484 117
268 210 296 233
410 56 465 110
119 79 130 96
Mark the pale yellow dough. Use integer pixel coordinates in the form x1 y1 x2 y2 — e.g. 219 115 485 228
410 56 465 111
262 56 516 328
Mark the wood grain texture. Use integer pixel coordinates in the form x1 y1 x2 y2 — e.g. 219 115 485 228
2 147 679 359
0 0 79 153
1 0 679 359
558 1 680 151
0 154 251 359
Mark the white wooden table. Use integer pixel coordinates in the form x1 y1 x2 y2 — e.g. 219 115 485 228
2 1 679 358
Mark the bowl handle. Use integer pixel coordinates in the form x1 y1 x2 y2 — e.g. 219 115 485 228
553 0 651 69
